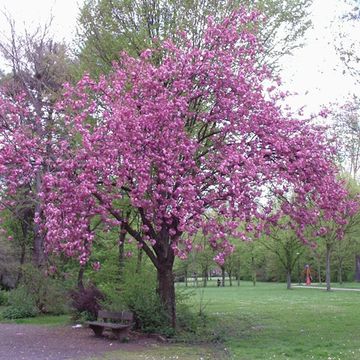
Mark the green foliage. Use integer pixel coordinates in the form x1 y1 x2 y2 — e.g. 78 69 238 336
0 290 9 306
18 264 69 315
1 286 38 319
77 0 313 77
119 261 173 335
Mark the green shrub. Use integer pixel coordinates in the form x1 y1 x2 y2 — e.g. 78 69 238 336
19 264 69 315
2 286 38 319
0 290 9 306
102 259 174 336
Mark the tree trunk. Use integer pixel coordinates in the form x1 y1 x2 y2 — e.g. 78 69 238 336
157 264 176 329
355 255 360 282
317 259 322 285
325 245 331 291
286 270 292 290
221 267 225 287
136 248 143 273
15 243 26 286
338 260 343 285
228 271 233 286
185 269 188 287
77 265 85 291
202 267 208 287
251 255 256 287
194 272 198 287
33 171 45 267
118 228 125 277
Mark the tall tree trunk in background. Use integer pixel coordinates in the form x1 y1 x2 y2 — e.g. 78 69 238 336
194 272 198 287
202 267 208 287
317 259 322 284
286 269 292 290
221 266 226 287
251 255 256 287
228 270 233 286
185 269 188 287
325 244 332 291
355 255 360 282
338 260 343 285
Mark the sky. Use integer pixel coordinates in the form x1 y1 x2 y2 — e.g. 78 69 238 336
279 0 360 115
0 0 359 114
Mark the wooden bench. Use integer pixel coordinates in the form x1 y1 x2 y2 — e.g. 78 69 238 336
86 310 134 340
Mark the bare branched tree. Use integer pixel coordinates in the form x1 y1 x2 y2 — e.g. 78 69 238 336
0 11 73 267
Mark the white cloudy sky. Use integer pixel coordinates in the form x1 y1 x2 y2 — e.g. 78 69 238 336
0 0 359 114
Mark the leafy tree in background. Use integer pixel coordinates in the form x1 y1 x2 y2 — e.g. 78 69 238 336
76 0 313 77
331 99 360 282
332 96 360 180
311 178 360 291
259 222 304 289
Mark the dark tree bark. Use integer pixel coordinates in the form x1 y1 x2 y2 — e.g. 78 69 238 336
251 255 256 287
202 267 208 287
325 244 332 291
157 262 176 329
286 269 292 290
338 259 344 284
355 255 360 282
228 270 233 287
15 242 26 286
77 265 85 291
33 173 46 267
221 266 226 287
317 259 322 284
118 228 125 277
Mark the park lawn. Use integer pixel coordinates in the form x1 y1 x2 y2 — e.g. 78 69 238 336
0 312 70 326
183 281 360 360
12 314 71 326
87 344 222 360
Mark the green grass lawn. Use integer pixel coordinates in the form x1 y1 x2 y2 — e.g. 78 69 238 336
0 312 70 326
180 281 360 359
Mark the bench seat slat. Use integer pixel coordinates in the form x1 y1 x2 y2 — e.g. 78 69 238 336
86 321 131 329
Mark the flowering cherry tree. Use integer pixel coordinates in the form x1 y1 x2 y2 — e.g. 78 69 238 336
35 11 354 327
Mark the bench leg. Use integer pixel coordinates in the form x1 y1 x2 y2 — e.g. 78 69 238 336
89 325 104 337
112 327 129 341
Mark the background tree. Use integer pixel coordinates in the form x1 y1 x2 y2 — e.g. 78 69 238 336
259 222 304 289
76 0 313 76
0 13 73 267
332 96 360 180
336 0 360 81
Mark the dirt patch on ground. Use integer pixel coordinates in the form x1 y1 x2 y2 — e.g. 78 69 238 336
0 323 160 360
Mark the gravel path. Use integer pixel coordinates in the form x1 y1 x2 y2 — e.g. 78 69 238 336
0 323 155 360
